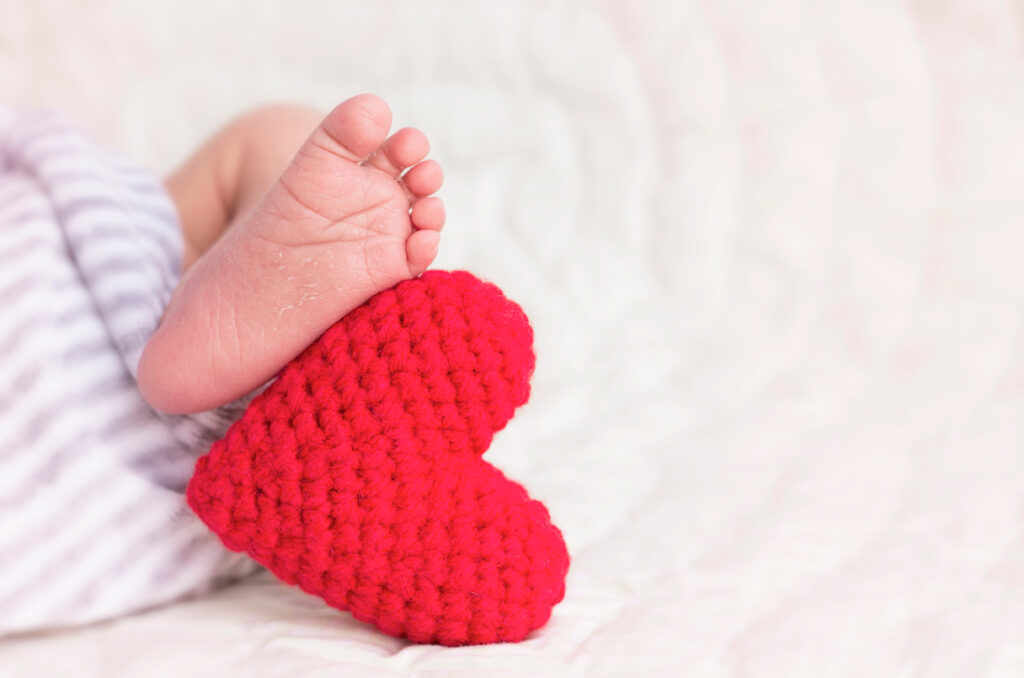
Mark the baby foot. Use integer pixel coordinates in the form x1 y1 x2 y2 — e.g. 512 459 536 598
140 94 446 414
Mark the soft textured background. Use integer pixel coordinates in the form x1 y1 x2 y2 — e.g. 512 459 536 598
3 1 1024 676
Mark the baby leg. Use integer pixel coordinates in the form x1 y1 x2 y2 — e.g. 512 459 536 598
164 104 323 270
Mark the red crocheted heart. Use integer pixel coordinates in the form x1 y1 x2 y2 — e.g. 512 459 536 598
186 270 570 646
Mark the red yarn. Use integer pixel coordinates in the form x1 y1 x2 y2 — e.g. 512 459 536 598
186 270 570 646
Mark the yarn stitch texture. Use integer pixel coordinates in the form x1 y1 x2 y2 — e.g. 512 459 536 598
186 270 570 645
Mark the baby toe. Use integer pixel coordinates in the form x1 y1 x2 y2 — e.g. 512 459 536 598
406 229 441 276
410 197 446 232
402 159 443 197
365 127 430 176
317 94 393 162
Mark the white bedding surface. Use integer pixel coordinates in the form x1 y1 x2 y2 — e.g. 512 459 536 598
3 1 1024 675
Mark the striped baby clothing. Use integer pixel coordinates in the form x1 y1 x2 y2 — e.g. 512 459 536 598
0 106 262 635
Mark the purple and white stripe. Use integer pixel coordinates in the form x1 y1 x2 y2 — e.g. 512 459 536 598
0 107 261 635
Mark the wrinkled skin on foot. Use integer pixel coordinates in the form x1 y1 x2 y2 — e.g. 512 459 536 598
140 94 446 414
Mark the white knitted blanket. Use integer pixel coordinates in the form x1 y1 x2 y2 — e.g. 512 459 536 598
4 1 1024 676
